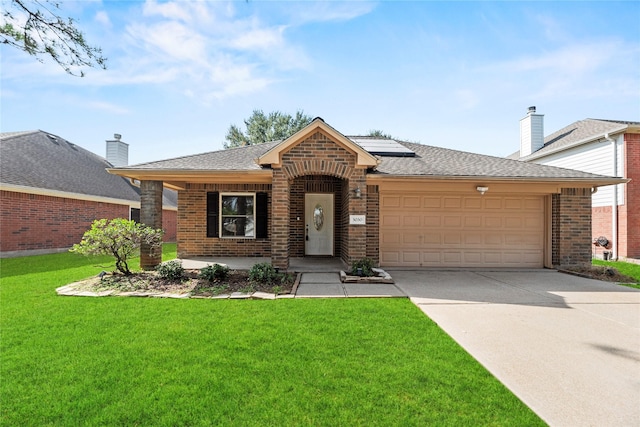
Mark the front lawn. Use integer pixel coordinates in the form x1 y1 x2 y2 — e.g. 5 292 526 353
1 247 542 426
593 259 640 289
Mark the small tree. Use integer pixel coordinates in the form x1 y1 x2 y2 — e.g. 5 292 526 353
70 218 163 275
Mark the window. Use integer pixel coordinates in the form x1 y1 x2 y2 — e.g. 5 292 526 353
221 194 255 238
207 192 268 239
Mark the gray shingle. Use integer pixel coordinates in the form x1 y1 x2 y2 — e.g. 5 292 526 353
0 130 177 206
117 136 609 180
513 119 639 160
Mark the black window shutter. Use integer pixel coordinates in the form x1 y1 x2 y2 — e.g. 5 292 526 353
206 192 219 237
256 192 268 239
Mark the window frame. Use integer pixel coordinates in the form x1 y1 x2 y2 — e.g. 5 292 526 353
219 192 256 239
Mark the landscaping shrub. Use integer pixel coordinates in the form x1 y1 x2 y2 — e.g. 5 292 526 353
156 260 185 281
70 218 163 275
198 264 230 282
249 262 279 284
351 257 375 277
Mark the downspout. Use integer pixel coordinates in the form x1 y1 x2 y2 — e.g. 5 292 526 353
604 133 618 260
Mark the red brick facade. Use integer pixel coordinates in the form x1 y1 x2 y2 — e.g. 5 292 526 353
140 129 601 270
177 183 272 259
591 133 639 260
552 188 593 266
0 189 177 255
172 131 375 269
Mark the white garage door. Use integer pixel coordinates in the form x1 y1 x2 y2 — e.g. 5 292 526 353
380 194 545 268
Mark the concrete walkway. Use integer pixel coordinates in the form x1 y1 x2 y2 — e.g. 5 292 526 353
392 269 640 427
295 272 405 298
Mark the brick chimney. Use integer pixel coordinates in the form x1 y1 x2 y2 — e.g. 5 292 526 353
106 133 129 167
519 106 544 157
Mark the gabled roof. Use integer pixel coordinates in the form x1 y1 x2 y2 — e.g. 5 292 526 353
511 119 640 160
0 130 177 207
109 125 621 187
257 117 379 168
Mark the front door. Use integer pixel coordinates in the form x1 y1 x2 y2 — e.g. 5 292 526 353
305 193 334 256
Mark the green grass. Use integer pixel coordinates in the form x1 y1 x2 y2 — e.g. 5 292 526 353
593 259 640 289
1 246 542 426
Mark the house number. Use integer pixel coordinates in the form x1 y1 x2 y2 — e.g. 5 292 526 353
349 215 366 225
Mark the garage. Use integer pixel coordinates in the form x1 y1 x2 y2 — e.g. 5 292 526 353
380 193 545 268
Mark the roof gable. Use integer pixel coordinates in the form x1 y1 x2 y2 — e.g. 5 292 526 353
257 118 379 168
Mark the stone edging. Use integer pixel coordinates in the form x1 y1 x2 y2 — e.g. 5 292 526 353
55 272 304 300
339 268 394 284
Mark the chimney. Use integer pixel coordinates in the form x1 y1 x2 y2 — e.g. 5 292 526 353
106 133 129 167
519 106 544 157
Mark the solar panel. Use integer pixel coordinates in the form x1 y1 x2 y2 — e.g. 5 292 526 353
350 137 416 157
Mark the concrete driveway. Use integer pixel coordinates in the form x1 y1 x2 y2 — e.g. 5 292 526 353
392 270 640 427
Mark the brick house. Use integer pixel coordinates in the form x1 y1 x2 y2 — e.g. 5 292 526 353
0 131 178 257
109 118 623 270
511 108 639 261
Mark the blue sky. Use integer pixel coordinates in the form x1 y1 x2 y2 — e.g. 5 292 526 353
2 1 639 165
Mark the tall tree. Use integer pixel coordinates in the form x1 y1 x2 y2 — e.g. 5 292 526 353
1 0 107 76
224 110 313 149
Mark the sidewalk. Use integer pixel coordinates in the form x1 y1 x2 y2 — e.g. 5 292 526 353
295 272 405 298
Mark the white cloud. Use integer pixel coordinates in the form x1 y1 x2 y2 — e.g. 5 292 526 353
94 10 111 28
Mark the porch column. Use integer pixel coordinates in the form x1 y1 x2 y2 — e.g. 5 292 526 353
272 169 290 269
140 180 163 270
552 187 592 267
347 171 368 264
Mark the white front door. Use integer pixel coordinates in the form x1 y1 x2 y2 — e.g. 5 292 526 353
305 193 334 256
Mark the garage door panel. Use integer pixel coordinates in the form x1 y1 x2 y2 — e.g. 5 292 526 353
380 193 544 268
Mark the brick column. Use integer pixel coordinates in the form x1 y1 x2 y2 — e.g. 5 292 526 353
347 170 368 264
271 170 290 269
552 187 592 267
140 180 163 270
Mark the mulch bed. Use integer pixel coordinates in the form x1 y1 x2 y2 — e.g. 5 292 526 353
74 270 295 296
560 265 637 283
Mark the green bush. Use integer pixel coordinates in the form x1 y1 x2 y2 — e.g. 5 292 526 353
70 218 163 275
350 257 375 277
199 264 230 282
156 260 185 281
248 262 279 285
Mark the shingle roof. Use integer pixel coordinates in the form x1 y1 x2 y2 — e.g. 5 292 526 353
513 119 640 160
118 136 610 181
0 130 177 207
129 141 280 170
373 141 608 179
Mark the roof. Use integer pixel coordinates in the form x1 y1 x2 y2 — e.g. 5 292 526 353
0 130 177 207
511 119 640 160
112 132 616 184
371 141 612 180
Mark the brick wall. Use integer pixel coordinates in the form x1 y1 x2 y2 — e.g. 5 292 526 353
624 133 639 259
0 190 128 253
366 185 380 264
140 180 164 269
177 183 271 259
552 187 592 266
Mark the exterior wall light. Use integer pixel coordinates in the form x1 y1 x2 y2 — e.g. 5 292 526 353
476 186 489 195
353 187 362 198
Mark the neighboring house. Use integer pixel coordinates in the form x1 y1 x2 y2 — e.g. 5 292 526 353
0 131 178 257
109 118 623 270
511 107 639 261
